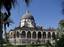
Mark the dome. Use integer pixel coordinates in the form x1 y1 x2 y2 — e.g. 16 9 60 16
21 10 34 20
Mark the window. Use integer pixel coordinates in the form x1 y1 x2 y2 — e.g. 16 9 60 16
52 32 56 39
13 34 16 38
17 32 19 38
32 32 36 38
27 31 31 38
48 32 51 38
43 32 46 38
38 32 41 39
21 31 26 38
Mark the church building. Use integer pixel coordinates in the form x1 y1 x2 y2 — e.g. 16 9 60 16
8 10 58 45
8 0 58 45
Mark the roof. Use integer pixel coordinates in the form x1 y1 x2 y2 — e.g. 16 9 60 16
21 10 34 20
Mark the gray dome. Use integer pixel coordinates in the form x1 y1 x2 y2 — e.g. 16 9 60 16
22 10 34 20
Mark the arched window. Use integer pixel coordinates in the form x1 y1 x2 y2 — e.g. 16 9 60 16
17 32 19 38
32 32 36 38
21 31 26 38
38 32 41 39
48 32 51 38
27 31 31 38
43 32 46 38
52 32 56 39
13 33 16 38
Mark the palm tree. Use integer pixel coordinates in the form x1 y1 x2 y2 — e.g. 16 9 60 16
0 0 16 20
0 12 3 47
0 0 16 47
0 0 32 46
3 14 13 43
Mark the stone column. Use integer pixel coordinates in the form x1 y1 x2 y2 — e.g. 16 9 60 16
31 32 32 39
46 32 48 43
41 32 43 40
36 31 38 40
46 32 48 40
26 31 27 39
31 31 32 44
51 32 52 40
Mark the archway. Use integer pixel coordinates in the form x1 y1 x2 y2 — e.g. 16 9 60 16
32 32 36 38
43 32 46 38
17 31 19 38
13 34 16 38
27 31 31 38
21 31 26 38
38 32 41 39
48 32 51 38
52 32 56 39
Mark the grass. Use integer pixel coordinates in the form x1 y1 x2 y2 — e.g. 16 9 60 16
3 44 46 47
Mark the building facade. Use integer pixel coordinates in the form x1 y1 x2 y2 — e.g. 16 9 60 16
8 10 58 45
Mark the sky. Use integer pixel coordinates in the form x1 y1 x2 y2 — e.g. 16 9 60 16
7 0 64 31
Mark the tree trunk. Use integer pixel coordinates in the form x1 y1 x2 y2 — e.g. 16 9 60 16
0 24 3 47
4 26 8 43
0 11 3 47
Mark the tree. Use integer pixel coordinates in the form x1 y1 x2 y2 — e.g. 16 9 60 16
0 0 32 47
0 0 16 47
55 35 64 47
46 40 54 47
59 20 64 31
3 16 13 43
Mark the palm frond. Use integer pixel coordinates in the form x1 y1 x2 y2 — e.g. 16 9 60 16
24 0 32 6
3 0 16 19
